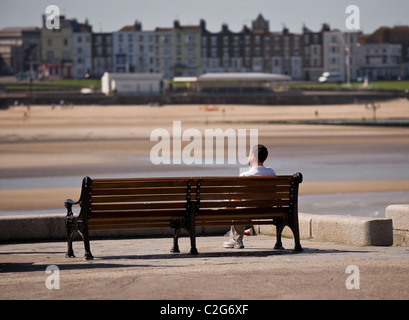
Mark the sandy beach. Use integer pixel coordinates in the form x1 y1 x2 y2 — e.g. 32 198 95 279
1 98 409 215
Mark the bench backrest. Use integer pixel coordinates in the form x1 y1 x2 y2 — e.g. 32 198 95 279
191 175 301 227
80 174 302 230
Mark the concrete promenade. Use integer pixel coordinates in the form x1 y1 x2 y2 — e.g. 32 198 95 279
1 234 409 300
2 206 409 300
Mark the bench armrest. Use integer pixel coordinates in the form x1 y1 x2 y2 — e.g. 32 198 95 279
64 198 81 217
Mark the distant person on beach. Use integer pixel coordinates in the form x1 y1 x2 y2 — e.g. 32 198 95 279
223 144 276 249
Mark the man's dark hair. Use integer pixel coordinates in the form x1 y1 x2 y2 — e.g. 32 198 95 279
251 144 268 163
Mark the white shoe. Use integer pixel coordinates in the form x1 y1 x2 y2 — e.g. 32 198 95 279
223 239 244 249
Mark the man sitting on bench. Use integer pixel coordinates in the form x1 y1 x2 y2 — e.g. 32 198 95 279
223 144 277 249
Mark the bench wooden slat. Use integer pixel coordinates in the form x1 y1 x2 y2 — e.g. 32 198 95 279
198 199 290 208
195 176 293 186
92 202 186 211
196 219 279 226
92 180 190 190
90 214 183 223
192 185 291 194
92 187 188 196
196 206 288 217
93 177 191 182
89 221 171 230
92 194 187 203
196 212 284 220
198 192 290 201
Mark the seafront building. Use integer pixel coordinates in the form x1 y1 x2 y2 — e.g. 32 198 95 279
91 32 114 78
1 14 408 81
113 21 155 74
155 20 202 78
40 15 92 79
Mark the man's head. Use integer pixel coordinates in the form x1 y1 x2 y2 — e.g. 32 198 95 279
249 144 268 166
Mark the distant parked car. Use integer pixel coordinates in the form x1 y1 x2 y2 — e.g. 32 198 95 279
16 72 30 80
80 87 93 94
319 72 342 84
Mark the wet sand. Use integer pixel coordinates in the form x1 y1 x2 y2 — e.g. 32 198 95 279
1 99 409 214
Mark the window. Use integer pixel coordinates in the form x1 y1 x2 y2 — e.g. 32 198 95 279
254 35 260 46
62 50 70 60
186 34 196 44
294 36 299 48
116 54 126 65
187 46 195 56
223 47 229 57
211 47 217 58
223 36 229 46
274 36 280 48
255 47 261 57
223 57 229 68
304 34 310 45
46 50 54 61
211 36 217 46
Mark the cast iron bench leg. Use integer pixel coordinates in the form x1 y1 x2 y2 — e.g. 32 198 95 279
171 226 181 253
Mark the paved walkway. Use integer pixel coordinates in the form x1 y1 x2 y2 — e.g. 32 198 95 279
1 235 409 300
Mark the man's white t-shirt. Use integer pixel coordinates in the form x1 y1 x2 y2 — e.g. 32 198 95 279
240 165 276 177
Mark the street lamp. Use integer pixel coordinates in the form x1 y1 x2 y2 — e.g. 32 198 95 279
335 31 350 87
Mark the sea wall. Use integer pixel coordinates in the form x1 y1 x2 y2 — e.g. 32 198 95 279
0 212 394 246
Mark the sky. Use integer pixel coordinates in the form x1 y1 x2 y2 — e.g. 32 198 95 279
0 0 408 34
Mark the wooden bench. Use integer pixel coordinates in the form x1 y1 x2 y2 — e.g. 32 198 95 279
64 173 303 260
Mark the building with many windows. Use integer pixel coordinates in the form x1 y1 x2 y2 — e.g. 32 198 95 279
322 30 360 83
92 32 113 78
200 15 303 80
72 24 92 79
113 21 155 74
154 20 201 78
360 26 409 79
41 15 91 79
0 27 41 76
357 43 402 80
